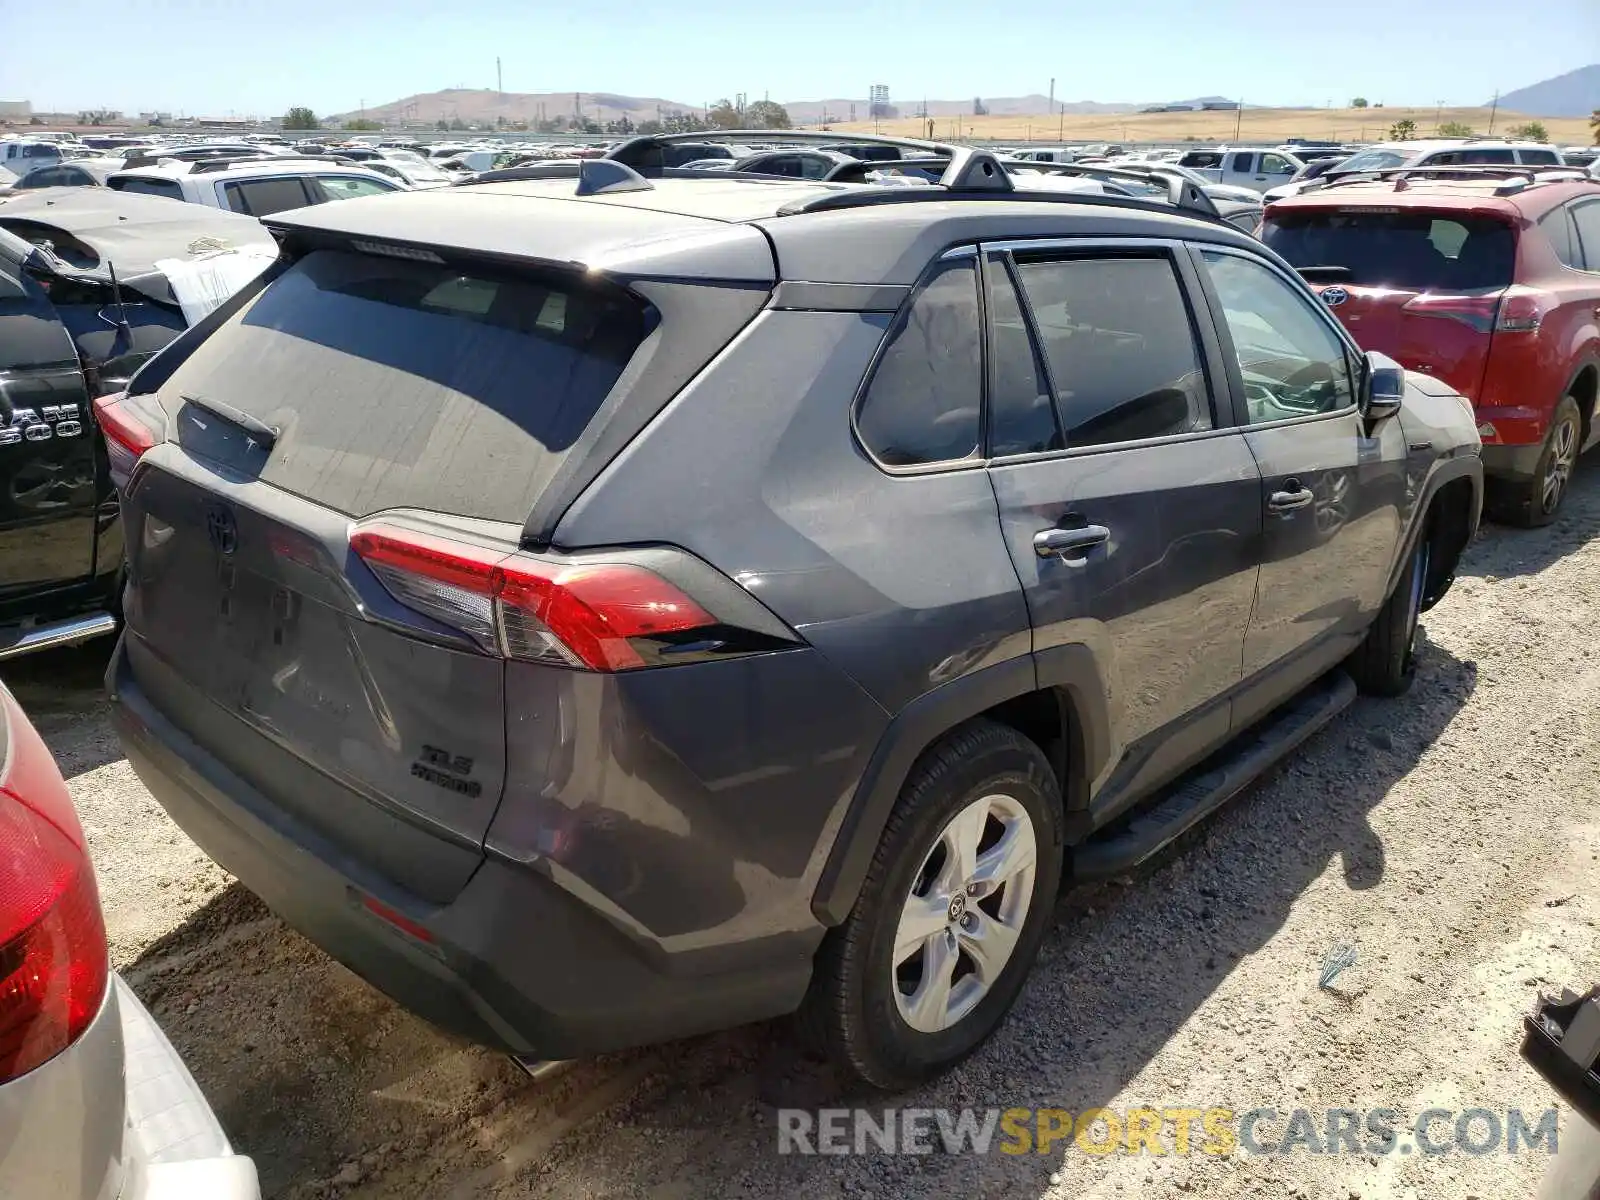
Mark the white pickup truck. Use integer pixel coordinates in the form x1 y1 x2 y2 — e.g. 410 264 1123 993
1176 147 1305 194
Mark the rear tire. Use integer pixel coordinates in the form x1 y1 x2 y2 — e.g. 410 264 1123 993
1487 395 1581 528
1348 530 1430 697
799 720 1063 1091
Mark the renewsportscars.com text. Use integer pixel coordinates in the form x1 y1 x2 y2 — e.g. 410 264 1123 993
776 1106 1561 1157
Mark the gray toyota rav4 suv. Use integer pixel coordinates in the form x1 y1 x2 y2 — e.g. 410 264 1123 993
104 137 1482 1089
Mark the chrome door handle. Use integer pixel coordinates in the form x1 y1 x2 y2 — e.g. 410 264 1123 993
1268 487 1314 513
1033 524 1110 559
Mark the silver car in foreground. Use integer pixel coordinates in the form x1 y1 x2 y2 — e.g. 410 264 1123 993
0 682 258 1199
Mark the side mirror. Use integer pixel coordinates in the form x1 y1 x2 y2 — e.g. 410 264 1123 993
1362 350 1405 426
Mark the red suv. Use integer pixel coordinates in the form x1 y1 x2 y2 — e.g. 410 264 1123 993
1262 172 1600 524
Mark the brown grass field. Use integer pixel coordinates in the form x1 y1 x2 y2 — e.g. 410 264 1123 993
827 104 1596 147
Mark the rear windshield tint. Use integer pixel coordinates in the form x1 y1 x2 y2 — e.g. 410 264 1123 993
1262 210 1515 291
158 249 649 522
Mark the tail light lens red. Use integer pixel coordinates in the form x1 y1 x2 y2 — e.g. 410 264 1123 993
350 523 719 672
92 390 159 490
0 690 108 1083
1401 288 1545 336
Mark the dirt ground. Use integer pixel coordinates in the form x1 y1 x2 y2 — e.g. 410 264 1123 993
828 105 1595 150
9 466 1600 1199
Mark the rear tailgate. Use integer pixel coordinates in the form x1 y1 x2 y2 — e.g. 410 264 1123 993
1262 202 1517 401
118 247 660 901
122 457 510 902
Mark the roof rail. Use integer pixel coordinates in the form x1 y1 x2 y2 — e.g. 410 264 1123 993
605 129 960 155
780 148 1228 223
1314 164 1594 196
186 154 361 174
1002 161 1224 220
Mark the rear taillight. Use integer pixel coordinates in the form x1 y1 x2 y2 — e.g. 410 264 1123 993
350 523 728 672
0 691 108 1083
92 390 158 490
1401 288 1545 336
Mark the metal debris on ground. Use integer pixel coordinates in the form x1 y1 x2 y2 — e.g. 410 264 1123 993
1319 944 1358 989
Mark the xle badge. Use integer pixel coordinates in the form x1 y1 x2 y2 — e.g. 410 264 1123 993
411 745 481 798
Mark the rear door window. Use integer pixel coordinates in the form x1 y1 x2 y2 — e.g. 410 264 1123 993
1231 153 1256 174
311 175 398 201
1571 200 1600 271
855 258 982 467
1540 207 1581 269
156 249 650 522
1263 209 1516 290
222 177 315 216
1011 254 1212 448
986 260 1063 457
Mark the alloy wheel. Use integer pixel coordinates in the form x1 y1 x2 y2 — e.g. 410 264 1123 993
1541 417 1578 516
892 793 1038 1034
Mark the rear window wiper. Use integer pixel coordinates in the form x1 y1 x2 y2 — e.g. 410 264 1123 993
179 393 279 450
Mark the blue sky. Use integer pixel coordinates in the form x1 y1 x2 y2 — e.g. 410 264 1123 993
10 0 1597 118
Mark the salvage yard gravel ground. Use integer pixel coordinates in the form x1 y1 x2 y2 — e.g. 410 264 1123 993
9 468 1600 1199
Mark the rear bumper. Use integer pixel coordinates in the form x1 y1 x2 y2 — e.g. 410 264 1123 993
0 975 256 1200
108 637 814 1060
117 977 260 1200
1480 440 1547 482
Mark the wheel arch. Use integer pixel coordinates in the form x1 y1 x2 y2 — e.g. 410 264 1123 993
810 651 1110 926
1568 360 1600 445
1394 455 1482 611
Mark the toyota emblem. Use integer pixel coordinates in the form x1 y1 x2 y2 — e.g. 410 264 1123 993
1320 286 1349 308
206 505 238 556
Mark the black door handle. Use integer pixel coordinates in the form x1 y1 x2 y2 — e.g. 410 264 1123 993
1268 487 1314 513
1033 524 1110 559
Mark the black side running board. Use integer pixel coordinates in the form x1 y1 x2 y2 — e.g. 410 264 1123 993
1073 671 1357 883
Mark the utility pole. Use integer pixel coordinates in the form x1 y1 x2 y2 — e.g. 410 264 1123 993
1487 90 1499 134
1234 99 1243 143
1434 98 1443 132
497 57 503 94
1048 76 1055 142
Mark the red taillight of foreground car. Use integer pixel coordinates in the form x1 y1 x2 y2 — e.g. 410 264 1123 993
0 690 108 1083
1401 288 1546 336
350 523 718 671
92 390 159 490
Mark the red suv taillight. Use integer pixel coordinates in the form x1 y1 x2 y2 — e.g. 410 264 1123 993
1401 288 1546 335
0 690 108 1083
351 523 725 671
92 390 159 490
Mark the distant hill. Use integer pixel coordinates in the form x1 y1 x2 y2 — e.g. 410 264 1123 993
1493 65 1600 118
334 88 1144 128
333 89 703 126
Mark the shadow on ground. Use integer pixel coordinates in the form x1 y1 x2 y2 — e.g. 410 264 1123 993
1454 458 1600 582
1 638 124 778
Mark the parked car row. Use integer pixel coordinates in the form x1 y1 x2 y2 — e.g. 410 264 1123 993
1262 166 1600 525
3 133 1596 1194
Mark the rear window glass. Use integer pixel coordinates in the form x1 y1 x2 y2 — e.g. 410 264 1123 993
109 175 184 200
158 249 649 522
223 177 314 216
1262 210 1515 290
